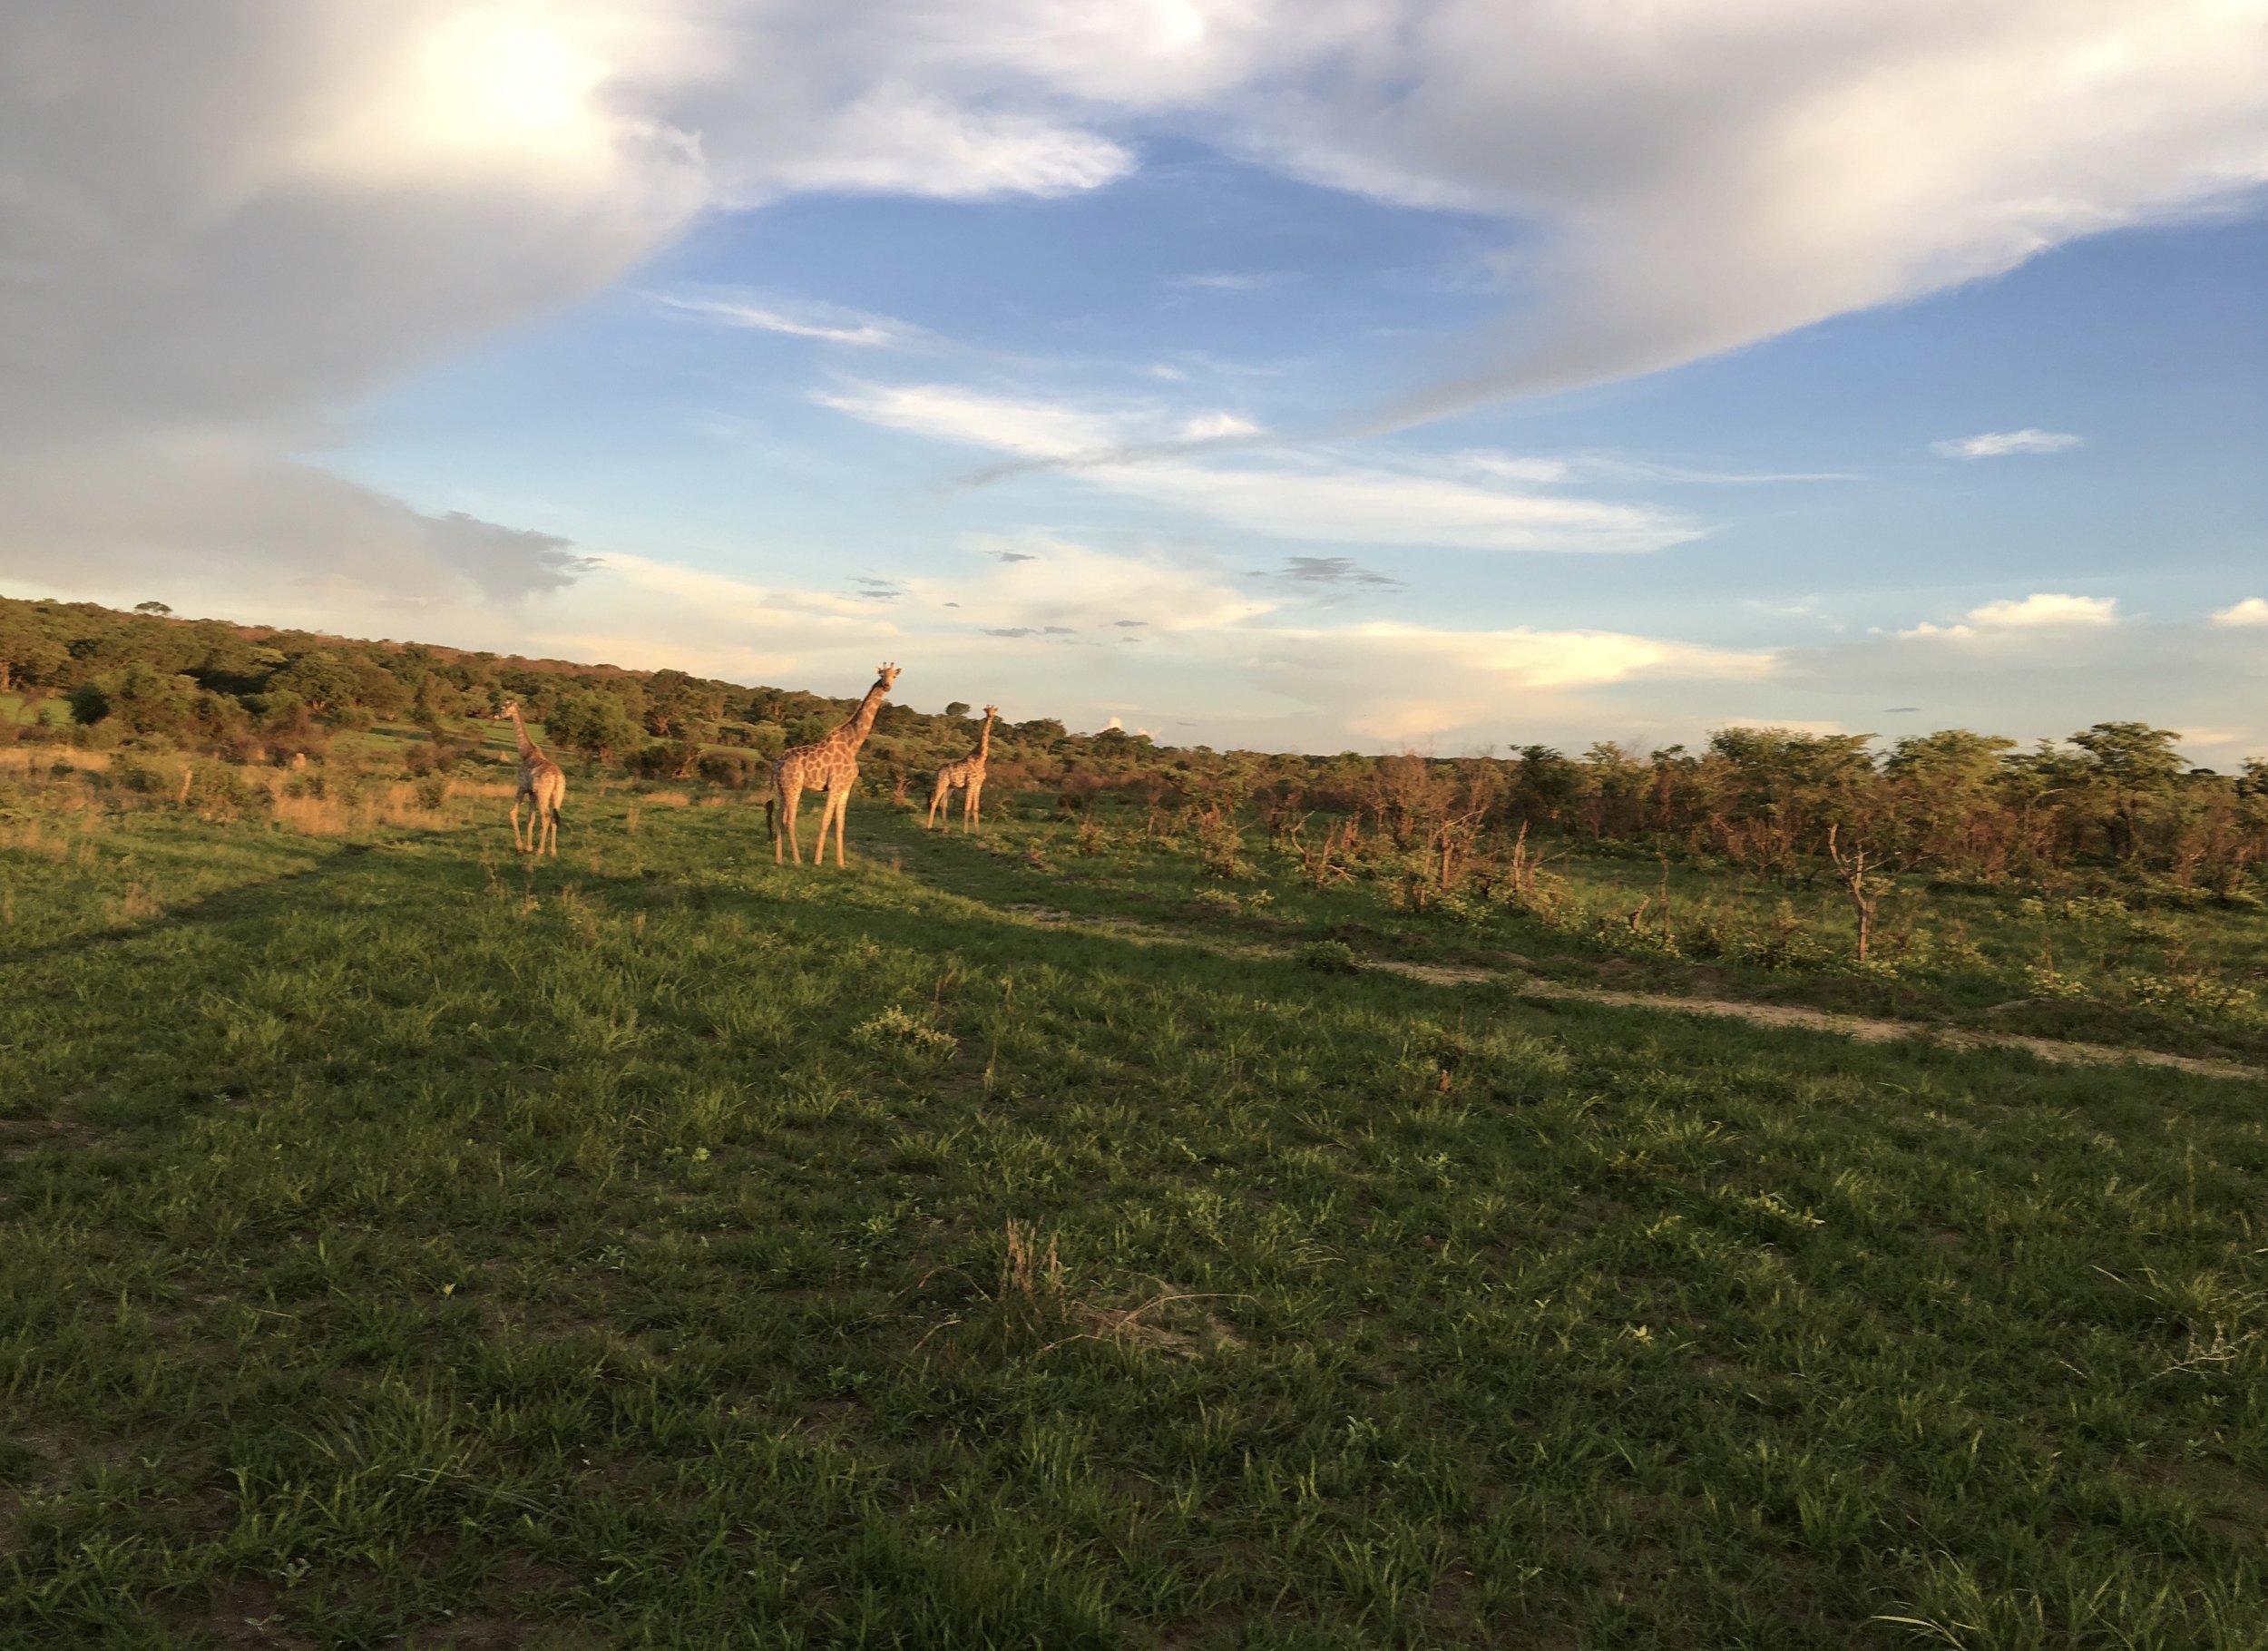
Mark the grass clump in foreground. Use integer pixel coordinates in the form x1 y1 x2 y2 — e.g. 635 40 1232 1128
3 786 2266 1649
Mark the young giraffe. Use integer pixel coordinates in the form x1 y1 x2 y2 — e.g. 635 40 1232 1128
926 704 998 832
772 663 900 866
494 700 566 857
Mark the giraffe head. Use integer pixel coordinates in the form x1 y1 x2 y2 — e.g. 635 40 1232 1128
493 700 521 719
875 662 901 691
982 705 999 718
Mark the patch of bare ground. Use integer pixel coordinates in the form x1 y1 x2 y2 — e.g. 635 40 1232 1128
2133 1455 2268 1539
1003 903 1158 932
391 1610 547 1650
1508 979 2263 1080
0 1118 116 1160
165 1578 316 1651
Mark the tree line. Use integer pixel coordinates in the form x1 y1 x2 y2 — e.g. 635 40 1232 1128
5 593 2263 894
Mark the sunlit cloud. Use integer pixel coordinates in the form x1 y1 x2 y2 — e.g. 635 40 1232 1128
654 290 924 348
1901 592 2119 638
2210 597 2268 628
819 382 1698 552
1931 430 2085 459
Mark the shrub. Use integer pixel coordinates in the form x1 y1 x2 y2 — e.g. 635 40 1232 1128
1299 939 1360 974
634 737 703 780
699 752 754 788
849 1005 958 1069
183 766 271 823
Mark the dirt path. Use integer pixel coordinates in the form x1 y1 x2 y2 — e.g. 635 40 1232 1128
1365 960 2262 1082
998 904 2265 1084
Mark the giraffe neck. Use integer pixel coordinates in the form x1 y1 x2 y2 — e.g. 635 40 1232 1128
975 713 994 764
829 678 890 754
508 706 541 762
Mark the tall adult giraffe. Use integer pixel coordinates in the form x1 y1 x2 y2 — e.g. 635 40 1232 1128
771 663 900 866
926 704 997 832
494 700 566 856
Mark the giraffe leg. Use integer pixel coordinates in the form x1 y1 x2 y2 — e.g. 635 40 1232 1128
810 789 833 868
510 797 526 854
966 781 982 832
927 781 944 829
832 786 850 867
779 790 801 865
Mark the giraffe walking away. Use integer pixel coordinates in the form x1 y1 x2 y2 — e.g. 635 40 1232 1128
927 704 998 832
494 700 566 856
772 664 901 866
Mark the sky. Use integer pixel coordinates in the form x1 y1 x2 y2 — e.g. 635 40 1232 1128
4 2 2266 759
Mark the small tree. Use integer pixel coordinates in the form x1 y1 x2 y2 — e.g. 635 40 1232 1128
267 651 361 716
548 692 642 765
1824 823 1887 962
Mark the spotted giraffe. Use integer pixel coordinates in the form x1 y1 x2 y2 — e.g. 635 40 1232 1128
926 704 998 832
494 700 566 857
771 663 900 866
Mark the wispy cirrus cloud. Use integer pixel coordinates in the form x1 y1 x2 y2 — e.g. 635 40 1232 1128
1271 555 1403 590
654 289 927 348
1168 271 1286 292
1931 429 2084 459
817 381 1698 553
909 533 1271 635
1451 449 1859 486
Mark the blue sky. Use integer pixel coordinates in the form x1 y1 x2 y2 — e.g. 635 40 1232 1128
5 3 2266 757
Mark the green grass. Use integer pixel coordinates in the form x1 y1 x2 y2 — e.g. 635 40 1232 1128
915 799 2268 1066
4 782 2266 1648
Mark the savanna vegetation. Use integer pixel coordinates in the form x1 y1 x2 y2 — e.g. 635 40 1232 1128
4 592 2266 1648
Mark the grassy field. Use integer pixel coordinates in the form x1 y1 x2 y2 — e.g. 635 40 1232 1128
948 796 2268 1068
4 770 2266 1648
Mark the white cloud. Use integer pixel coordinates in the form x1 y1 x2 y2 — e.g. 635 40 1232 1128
1281 622 1778 690
1966 593 2119 628
0 435 591 613
1250 620 1780 743
816 383 1124 460
1715 718 1853 738
1931 429 2085 459
655 291 923 348
1901 592 2120 638
8 4 2265 458
1168 272 1285 291
1246 3 2268 414
1452 451 1573 485
907 534 1273 633
2179 727 2245 748
1128 455 1687 553
2211 598 2268 628
748 90 1132 200
1179 412 1266 440
820 382 1698 552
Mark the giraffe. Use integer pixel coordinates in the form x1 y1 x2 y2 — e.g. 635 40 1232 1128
494 700 566 857
927 704 998 832
771 663 900 866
